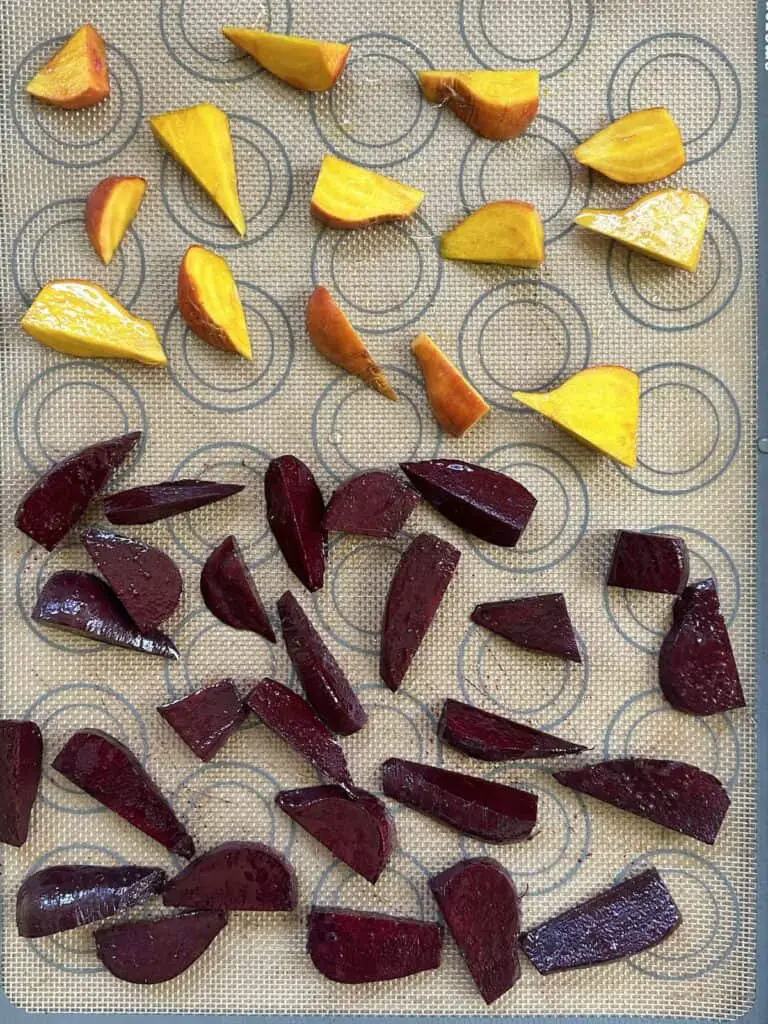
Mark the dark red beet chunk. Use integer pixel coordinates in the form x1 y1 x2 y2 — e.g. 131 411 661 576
52 729 194 858
104 480 244 525
265 455 326 592
471 593 581 663
521 868 681 974
430 858 520 1004
277 785 394 884
95 910 227 984
608 530 689 594
382 758 537 843
323 471 419 538
158 680 247 762
278 591 366 735
308 907 442 983
200 535 275 641
82 527 182 632
17 864 167 938
163 841 296 911
380 533 460 691
659 579 744 715
554 758 730 845
438 699 585 762
0 720 43 847
400 460 536 547
32 571 179 659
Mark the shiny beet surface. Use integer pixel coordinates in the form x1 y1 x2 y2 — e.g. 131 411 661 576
265 455 326 592
323 471 419 538
200 535 275 641
104 480 243 525
471 593 581 662
158 679 247 762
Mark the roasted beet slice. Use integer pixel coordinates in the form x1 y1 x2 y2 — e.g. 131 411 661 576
163 841 296 911
278 591 366 735
104 480 244 525
82 527 182 632
265 455 326 592
277 785 394 883
158 679 247 762
323 471 419 538
400 459 536 547
200 535 275 641
430 858 520 1004
471 593 581 663
521 868 681 974
308 907 442 983
608 530 689 594
17 864 167 938
382 758 537 843
0 720 43 847
52 729 194 858
380 533 460 690
554 758 730 845
438 699 585 762
16 431 140 550
95 910 227 984
32 571 179 659
658 579 744 715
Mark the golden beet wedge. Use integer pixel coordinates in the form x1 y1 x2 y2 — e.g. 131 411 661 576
150 103 245 236
22 281 167 366
575 189 710 273
412 333 489 437
178 246 252 360
85 176 147 265
574 108 685 185
311 155 425 229
306 286 397 400
441 201 544 267
513 366 640 467
26 24 109 109
222 27 350 92
419 69 539 140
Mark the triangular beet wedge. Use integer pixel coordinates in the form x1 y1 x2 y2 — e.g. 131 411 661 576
265 455 327 592
200 535 275 641
323 471 419 538
0 720 43 847
104 480 244 525
471 593 581 663
158 680 247 762
163 841 296 910
607 530 689 594
438 699 586 762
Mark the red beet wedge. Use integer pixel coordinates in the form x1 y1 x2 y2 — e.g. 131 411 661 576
163 841 296 911
608 530 689 594
52 729 195 858
158 680 247 762
471 593 581 662
323 471 419 538
104 480 244 525
438 699 585 762
200 535 275 641
0 720 43 847
265 455 326 592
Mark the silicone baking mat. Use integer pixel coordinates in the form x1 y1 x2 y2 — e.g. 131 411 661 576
0 0 764 1020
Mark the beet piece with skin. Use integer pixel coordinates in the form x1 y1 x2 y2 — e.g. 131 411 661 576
104 480 244 525
163 841 296 911
200 535 275 641
323 471 419 538
471 593 581 663
265 455 326 592
608 530 689 594
158 680 247 762
0 720 43 847
52 729 194 858
438 699 586 762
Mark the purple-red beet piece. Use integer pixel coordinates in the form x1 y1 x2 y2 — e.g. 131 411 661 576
400 459 536 547
277 786 394 884
95 910 227 984
659 579 744 715
382 758 537 843
554 758 730 845
608 530 689 594
158 680 247 762
308 907 442 983
104 480 244 526
323 471 419 538
380 533 460 691
0 720 43 847
52 729 194 858
32 571 179 659
17 864 167 938
200 535 275 641
438 699 585 762
471 593 581 663
278 591 366 735
265 455 326 592
430 858 520 1004
163 841 296 911
82 527 182 632
521 868 681 974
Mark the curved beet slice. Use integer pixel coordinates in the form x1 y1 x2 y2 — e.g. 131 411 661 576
308 907 442 983
471 593 581 662
438 699 585 762
32 571 179 659
17 864 167 938
52 729 194 858
265 455 326 592
158 680 246 762
278 591 366 735
430 858 520 1004
382 758 537 843
16 431 140 550
163 841 296 911
401 459 536 547
200 535 275 641
277 785 394 883
323 471 419 538
608 530 689 594
521 868 681 974
104 480 244 525
554 758 730 844
0 720 43 847
95 910 227 984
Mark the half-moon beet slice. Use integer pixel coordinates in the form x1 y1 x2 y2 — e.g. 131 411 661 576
200 535 275 641
0 720 43 847
382 758 537 843
158 679 247 762
607 530 689 594
471 593 581 662
323 471 419 538
163 841 296 911
554 758 730 845
265 455 326 592
521 868 681 974
104 480 244 525
438 699 586 762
